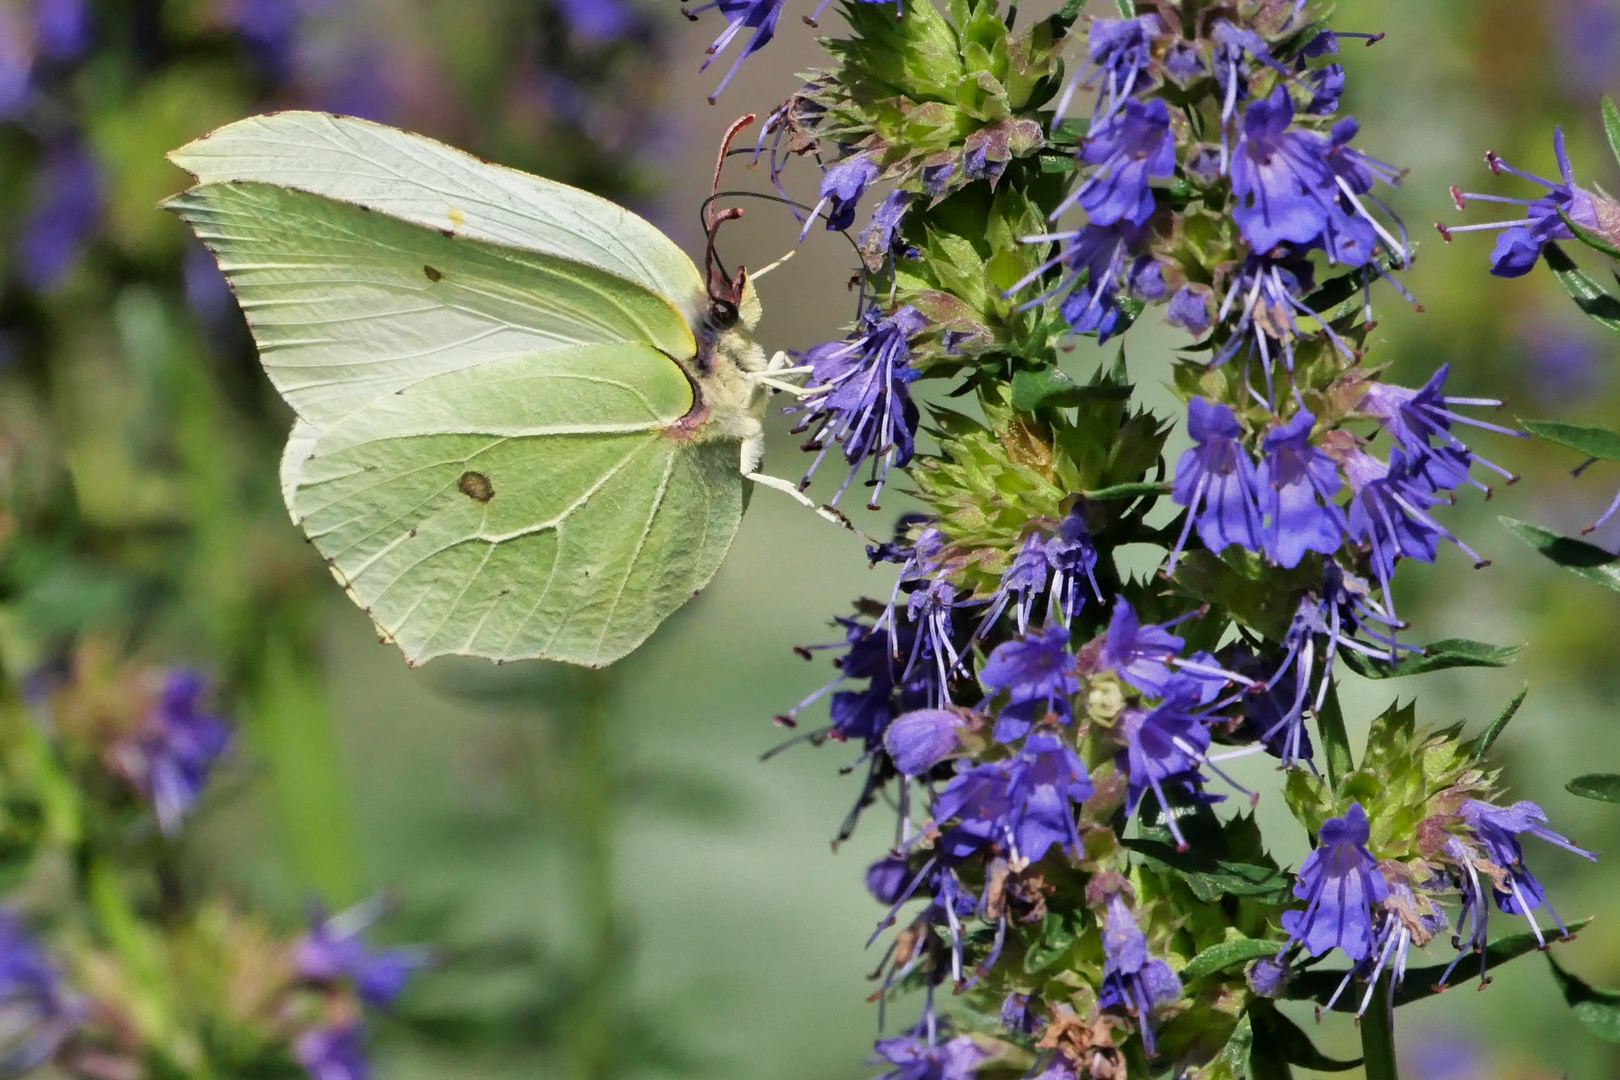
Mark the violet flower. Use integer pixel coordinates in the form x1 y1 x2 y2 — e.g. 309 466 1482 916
1063 97 1175 227
884 709 962 776
113 669 232 836
1098 894 1181 1055
1169 398 1264 569
1281 803 1389 962
980 624 1079 741
297 902 429 1010
1441 128 1611 278
298 1023 370 1080
791 305 925 508
1255 409 1346 569
870 1033 987 1080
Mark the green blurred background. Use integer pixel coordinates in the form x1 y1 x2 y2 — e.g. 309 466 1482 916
3 1 1620 1078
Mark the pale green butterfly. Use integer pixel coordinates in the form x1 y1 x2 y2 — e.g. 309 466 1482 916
164 111 838 669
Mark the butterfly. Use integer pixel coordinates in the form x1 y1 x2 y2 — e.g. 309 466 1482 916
165 111 837 669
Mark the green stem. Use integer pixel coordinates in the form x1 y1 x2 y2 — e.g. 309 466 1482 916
1317 681 1354 793
1359 975 1400 1080
561 668 620 1080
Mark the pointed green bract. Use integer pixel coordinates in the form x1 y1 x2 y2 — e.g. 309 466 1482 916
168 113 755 667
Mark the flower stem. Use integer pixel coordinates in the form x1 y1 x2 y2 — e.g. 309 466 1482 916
561 667 621 1080
1360 974 1401 1080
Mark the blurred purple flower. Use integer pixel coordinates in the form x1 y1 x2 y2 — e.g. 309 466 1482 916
556 0 638 42
298 1022 370 1080
1555 0 1620 98
0 912 79 1073
297 902 429 1009
33 0 89 61
112 670 232 836
19 139 101 291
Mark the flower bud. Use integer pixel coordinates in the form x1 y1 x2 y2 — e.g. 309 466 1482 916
883 708 961 776
865 857 913 906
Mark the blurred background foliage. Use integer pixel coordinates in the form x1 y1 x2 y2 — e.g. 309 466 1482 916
1 1 1620 1079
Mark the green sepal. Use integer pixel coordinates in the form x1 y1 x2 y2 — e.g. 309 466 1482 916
1501 516 1620 593
1567 773 1620 803
1179 936 1287 984
1115 0 1136 15
1519 418 1620 462
1558 205 1620 261
1471 681 1528 760
1339 638 1522 680
1288 919 1591 1009
1543 241 1620 332
1249 1000 1361 1073
1548 951 1620 1042
1083 481 1169 501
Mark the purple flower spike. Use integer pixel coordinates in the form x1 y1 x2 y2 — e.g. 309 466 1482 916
1343 448 1488 622
1170 399 1264 569
1282 803 1389 961
1010 221 1158 343
807 153 881 236
19 139 102 292
1002 733 1092 864
555 0 637 42
1099 895 1181 1055
981 624 1078 741
1065 98 1175 227
1098 600 1184 697
1166 285 1212 334
1359 364 1523 493
870 1033 988 1080
1443 128 1609 278
1119 700 1213 850
790 305 925 508
884 709 962 776
1052 16 1161 127
1460 799 1596 944
1256 410 1346 569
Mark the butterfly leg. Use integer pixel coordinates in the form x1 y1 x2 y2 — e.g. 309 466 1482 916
739 436 863 535
751 350 815 397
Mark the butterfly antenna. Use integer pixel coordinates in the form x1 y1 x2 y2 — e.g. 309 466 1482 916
705 114 756 309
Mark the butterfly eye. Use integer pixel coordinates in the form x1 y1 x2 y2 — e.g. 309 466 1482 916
708 298 740 330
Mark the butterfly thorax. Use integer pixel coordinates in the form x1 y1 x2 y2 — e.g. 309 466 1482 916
667 292 769 446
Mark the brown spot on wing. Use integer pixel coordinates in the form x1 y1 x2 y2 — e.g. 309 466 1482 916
458 471 494 503
423 264 443 282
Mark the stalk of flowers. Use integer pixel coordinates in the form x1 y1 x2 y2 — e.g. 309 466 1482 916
690 0 1605 1075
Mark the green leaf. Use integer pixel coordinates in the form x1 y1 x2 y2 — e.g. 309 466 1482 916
1521 418 1620 462
1114 0 1136 15
1180 937 1286 984
1548 951 1620 1042
1318 683 1354 793
1291 919 1591 1009
1606 96 1620 170
1010 364 1131 410
1122 838 1294 905
1471 681 1529 760
1568 773 1620 803
1023 909 1079 974
1502 516 1620 593
1202 1015 1253 1080
1543 242 1620 331
1339 637 1521 679
1251 1000 1362 1073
